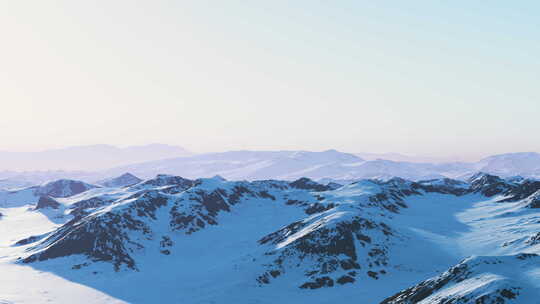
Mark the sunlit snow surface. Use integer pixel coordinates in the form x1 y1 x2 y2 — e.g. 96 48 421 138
1 177 540 303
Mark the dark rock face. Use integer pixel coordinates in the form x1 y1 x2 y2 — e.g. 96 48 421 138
290 178 331 192
13 234 46 246
257 212 393 289
501 180 540 202
169 189 231 234
70 196 108 210
365 179 427 212
416 178 469 196
468 173 515 197
522 191 540 209
300 276 334 289
35 196 61 210
160 235 173 255
526 232 540 245
35 179 97 198
368 192 407 213
68 196 112 219
336 275 355 285
326 182 343 190
168 182 282 234
23 191 169 270
305 202 336 215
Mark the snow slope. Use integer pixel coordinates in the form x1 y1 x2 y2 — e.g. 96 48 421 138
381 254 540 304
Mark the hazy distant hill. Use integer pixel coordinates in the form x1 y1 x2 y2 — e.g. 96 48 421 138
0 144 191 171
105 150 540 182
105 150 540 181
2 148 540 185
355 152 469 163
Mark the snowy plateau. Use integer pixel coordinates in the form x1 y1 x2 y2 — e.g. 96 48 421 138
1 172 540 303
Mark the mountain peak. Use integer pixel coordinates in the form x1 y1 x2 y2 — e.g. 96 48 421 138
36 179 98 198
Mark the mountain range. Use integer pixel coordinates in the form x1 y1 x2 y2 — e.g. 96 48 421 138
2 148 540 191
103 150 540 183
1 172 540 303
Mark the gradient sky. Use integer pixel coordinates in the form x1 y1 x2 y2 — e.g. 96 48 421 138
1 1 539 160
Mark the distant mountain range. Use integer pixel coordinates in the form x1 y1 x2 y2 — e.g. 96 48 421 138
0 144 191 171
1 147 540 186
104 150 540 182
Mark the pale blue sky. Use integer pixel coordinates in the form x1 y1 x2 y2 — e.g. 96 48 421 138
1 1 539 160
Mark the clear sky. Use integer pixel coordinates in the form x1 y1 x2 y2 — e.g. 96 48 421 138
1 1 539 160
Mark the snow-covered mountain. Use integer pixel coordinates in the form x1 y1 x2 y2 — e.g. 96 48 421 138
474 152 540 178
2 172 540 303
